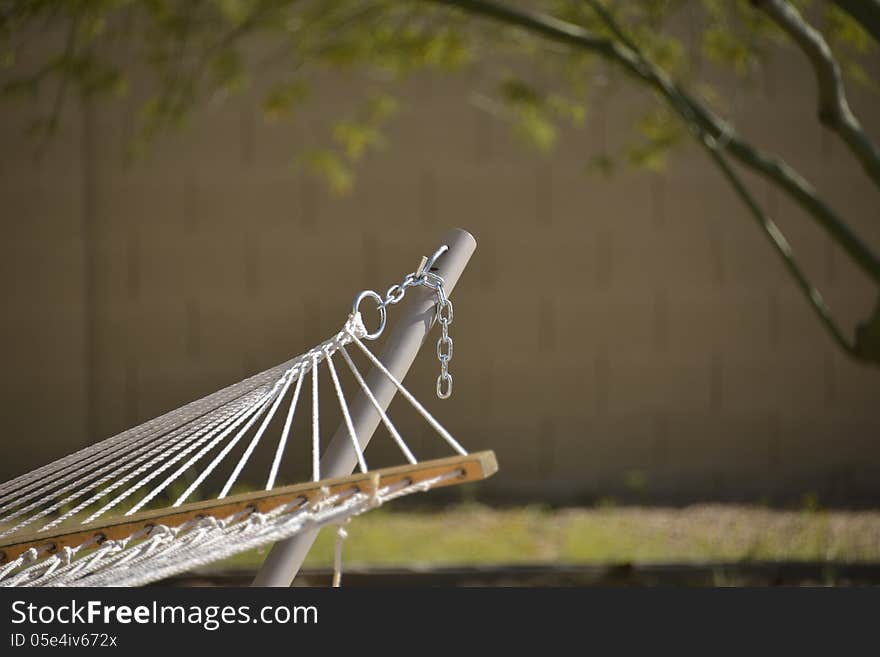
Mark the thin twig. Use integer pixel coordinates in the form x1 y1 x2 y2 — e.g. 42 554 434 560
35 15 77 159
704 136 857 356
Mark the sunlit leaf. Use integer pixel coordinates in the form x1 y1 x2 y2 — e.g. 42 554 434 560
306 149 355 195
262 80 310 121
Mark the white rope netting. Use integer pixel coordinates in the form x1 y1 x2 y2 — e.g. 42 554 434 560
0 313 469 587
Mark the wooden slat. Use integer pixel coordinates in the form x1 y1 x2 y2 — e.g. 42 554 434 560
0 451 497 566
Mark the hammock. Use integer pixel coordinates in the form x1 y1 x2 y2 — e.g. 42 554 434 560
0 240 496 587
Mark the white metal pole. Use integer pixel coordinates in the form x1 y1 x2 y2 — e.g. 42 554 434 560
252 228 477 586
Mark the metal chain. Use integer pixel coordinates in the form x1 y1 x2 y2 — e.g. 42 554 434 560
435 287 453 399
351 245 455 399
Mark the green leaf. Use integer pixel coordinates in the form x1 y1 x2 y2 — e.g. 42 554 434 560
626 106 686 171
215 0 253 27
262 80 310 121
514 106 557 152
332 120 383 161
586 153 616 177
211 48 247 94
365 93 398 123
826 4 875 54
702 25 754 76
498 78 558 151
0 51 12 69
499 78 542 105
826 5 878 92
305 149 355 195
548 94 587 127
1 77 40 101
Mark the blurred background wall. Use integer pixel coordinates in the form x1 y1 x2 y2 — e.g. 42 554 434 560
1 43 879 506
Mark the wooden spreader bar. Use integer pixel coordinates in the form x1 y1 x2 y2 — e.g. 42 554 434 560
0 451 497 567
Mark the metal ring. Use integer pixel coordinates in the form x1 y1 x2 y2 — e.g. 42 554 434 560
352 290 386 340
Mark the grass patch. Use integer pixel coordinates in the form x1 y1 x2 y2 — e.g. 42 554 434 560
217 503 880 569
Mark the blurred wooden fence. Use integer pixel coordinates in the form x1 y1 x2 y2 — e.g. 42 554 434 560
1 47 879 505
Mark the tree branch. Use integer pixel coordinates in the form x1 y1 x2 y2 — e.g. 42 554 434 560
426 0 880 290
755 0 880 190
705 135 858 358
584 0 860 359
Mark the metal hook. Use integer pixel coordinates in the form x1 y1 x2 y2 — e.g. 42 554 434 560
417 244 449 278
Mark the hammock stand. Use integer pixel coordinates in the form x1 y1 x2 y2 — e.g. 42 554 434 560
254 227 478 586
0 228 494 588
